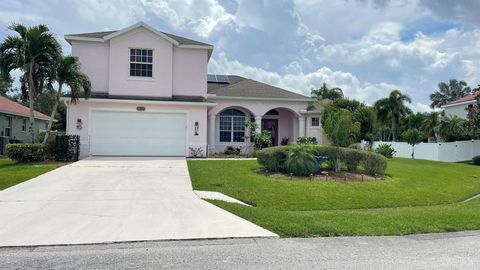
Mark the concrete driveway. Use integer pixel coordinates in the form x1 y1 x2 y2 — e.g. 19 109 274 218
0 157 276 246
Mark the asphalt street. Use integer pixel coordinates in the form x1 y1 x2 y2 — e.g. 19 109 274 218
1 230 479 269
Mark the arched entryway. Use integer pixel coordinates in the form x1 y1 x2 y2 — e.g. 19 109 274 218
259 108 299 146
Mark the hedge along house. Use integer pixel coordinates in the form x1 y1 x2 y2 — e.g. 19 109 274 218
0 95 50 143
62 22 323 157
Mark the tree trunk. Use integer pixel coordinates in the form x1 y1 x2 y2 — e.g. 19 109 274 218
411 145 414 159
42 84 62 144
27 63 36 143
391 114 397 142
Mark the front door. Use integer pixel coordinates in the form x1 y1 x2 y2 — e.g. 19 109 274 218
262 119 278 146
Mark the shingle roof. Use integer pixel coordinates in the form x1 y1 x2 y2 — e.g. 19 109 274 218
447 92 480 105
207 75 309 100
66 30 212 46
0 96 50 120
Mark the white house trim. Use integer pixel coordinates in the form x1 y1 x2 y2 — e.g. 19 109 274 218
60 97 217 107
442 100 477 108
208 96 311 102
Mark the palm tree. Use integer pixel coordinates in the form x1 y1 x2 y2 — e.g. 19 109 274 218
0 23 61 142
430 79 471 109
309 83 343 110
438 115 468 142
374 90 412 141
421 111 443 142
42 55 91 143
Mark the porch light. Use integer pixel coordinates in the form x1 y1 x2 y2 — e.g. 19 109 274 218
76 118 83 130
194 121 199 136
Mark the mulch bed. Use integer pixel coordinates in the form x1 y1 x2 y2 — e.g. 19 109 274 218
266 170 384 182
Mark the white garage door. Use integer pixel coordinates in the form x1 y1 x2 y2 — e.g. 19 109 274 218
90 110 187 156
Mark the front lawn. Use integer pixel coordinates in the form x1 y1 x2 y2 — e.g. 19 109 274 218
188 158 480 237
0 159 67 190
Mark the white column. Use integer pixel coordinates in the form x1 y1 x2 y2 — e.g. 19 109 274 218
298 116 305 137
255 115 262 133
208 115 216 153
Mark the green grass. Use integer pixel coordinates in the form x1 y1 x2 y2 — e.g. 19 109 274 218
0 159 67 190
188 158 480 237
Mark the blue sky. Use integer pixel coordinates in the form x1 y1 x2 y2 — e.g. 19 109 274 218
1 0 479 111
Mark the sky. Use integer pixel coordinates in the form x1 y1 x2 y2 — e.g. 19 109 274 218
1 0 479 112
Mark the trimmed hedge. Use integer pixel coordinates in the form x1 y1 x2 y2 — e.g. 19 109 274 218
473 155 480 166
256 146 289 172
6 143 45 162
257 145 387 176
53 135 80 162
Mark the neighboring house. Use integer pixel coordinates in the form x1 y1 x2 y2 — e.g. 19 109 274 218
442 92 479 118
62 22 322 157
0 95 50 142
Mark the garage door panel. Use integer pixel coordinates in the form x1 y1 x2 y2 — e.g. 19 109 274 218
90 111 187 156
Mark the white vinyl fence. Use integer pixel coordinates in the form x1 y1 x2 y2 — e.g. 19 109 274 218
372 140 480 162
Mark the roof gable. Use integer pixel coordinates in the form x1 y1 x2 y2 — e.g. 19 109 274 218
65 22 212 47
103 22 180 45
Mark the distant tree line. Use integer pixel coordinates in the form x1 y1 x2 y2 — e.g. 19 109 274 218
310 80 480 146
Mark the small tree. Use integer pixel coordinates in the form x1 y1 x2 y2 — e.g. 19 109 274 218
243 121 272 155
402 128 423 159
322 108 360 172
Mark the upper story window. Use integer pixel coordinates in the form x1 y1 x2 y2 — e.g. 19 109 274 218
130 48 153 77
311 117 320 127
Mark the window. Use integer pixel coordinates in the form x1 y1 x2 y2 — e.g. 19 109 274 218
22 119 27 132
311 117 320 127
5 117 12 137
219 109 245 142
129 48 153 77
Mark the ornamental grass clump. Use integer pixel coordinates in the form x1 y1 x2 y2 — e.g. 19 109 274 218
284 145 317 176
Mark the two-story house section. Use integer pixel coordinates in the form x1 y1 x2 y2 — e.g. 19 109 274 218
63 22 323 157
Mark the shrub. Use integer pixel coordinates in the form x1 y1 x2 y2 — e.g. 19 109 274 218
189 147 204 158
256 146 289 172
6 143 45 162
54 135 80 162
473 155 480 166
257 145 388 176
284 145 317 176
343 148 364 172
361 152 387 175
375 143 396 158
296 136 317 145
307 145 341 171
224 146 241 155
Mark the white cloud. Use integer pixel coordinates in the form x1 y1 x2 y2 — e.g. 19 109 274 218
209 52 402 104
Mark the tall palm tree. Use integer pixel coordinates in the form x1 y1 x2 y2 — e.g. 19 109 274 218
374 90 412 141
430 79 471 109
0 23 61 142
42 55 91 143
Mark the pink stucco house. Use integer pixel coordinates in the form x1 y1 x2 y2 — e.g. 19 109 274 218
62 22 323 157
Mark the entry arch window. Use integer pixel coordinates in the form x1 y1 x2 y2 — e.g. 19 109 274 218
129 48 153 77
219 109 245 142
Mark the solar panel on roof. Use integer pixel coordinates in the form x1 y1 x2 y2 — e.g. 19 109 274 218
216 75 230 83
207 74 230 84
207 74 217 82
